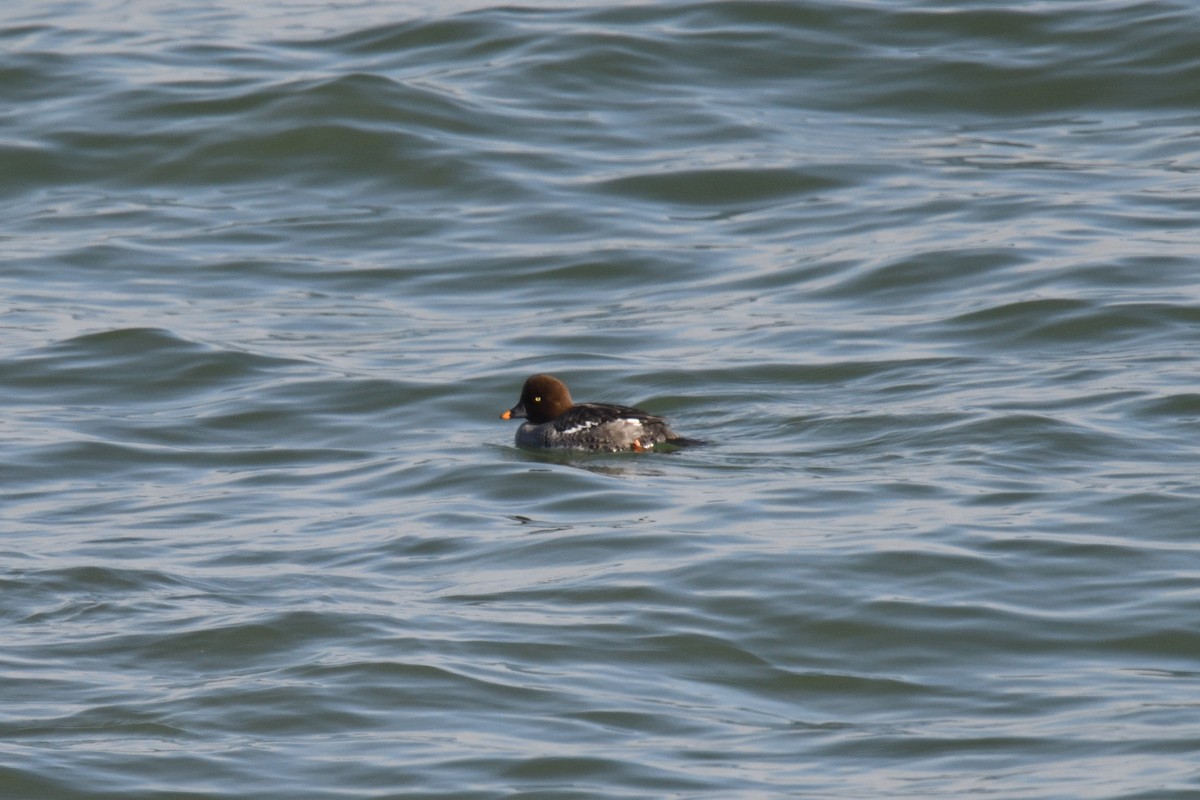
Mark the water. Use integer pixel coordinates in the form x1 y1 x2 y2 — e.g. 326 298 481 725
3 1 1199 797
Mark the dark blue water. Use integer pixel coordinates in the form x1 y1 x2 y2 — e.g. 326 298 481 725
3 1 1199 798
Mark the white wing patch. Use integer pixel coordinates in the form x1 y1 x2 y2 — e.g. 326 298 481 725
560 418 644 437
560 420 600 436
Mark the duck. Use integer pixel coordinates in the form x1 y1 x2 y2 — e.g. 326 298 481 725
500 373 701 452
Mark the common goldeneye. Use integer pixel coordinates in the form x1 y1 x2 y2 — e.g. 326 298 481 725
500 373 700 452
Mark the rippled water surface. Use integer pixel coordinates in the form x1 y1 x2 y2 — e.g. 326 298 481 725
3 1 1200 798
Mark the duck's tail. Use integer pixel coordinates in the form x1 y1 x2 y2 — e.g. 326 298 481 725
665 436 707 449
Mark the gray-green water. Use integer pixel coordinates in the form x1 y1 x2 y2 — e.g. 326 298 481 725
3 1 1200 798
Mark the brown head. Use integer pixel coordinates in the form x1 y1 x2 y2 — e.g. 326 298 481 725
500 374 574 424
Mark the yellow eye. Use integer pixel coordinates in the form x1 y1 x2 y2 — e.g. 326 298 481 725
534 396 542 402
